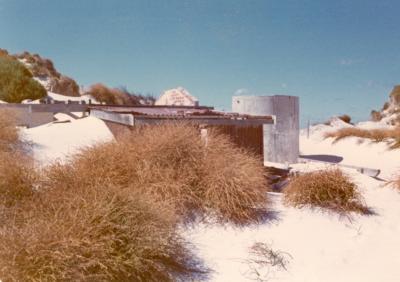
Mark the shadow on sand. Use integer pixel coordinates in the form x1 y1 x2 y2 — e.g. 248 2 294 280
300 154 343 163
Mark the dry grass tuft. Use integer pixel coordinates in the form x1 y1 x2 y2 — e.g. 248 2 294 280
0 110 20 152
46 123 269 225
199 130 269 224
284 169 369 214
0 115 208 281
0 152 36 208
370 110 383 122
0 109 36 208
87 83 133 105
0 185 207 282
245 242 291 282
324 127 400 148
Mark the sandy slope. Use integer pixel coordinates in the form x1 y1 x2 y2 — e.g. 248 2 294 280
185 122 400 282
23 117 400 282
23 116 114 165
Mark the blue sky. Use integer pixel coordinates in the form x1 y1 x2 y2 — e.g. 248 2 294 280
1 0 400 126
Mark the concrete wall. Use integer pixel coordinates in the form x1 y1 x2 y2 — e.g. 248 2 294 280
0 106 54 128
0 104 89 128
232 95 299 164
91 109 134 126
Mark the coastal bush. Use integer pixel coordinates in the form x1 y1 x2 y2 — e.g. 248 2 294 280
0 110 36 208
0 185 206 281
390 85 400 105
338 114 352 124
87 83 132 105
0 56 47 102
283 169 369 214
46 123 269 225
0 109 20 152
370 110 383 122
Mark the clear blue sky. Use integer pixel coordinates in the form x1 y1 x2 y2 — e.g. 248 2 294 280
1 0 400 126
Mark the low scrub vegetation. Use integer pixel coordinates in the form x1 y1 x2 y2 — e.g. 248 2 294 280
87 83 134 105
0 151 36 208
324 127 400 149
47 123 269 225
87 83 155 105
0 186 206 282
0 109 36 209
370 110 383 122
390 85 400 105
14 51 80 97
0 116 208 281
338 114 352 124
0 56 47 102
0 110 21 152
283 169 369 214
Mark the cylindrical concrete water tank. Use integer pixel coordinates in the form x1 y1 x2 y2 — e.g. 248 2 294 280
232 95 299 164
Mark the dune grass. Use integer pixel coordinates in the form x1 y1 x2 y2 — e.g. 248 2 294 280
324 127 400 149
87 83 133 105
0 184 207 282
0 115 209 281
0 109 21 152
284 169 370 214
0 109 36 208
46 123 270 225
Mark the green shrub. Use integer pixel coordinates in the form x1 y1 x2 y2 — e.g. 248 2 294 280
0 56 47 102
284 169 369 214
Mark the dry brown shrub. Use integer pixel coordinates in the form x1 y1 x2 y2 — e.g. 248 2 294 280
338 114 351 124
46 123 269 225
324 127 399 144
199 130 269 224
0 110 36 208
0 49 9 57
88 83 132 105
382 102 390 111
0 109 21 152
0 184 206 282
390 85 400 105
393 175 400 190
370 110 383 121
0 152 36 208
284 169 369 214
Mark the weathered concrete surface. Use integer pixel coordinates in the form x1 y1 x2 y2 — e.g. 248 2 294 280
90 109 135 126
0 104 89 128
232 95 299 164
0 105 53 128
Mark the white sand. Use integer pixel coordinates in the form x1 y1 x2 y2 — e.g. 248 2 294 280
23 116 400 282
23 116 114 165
